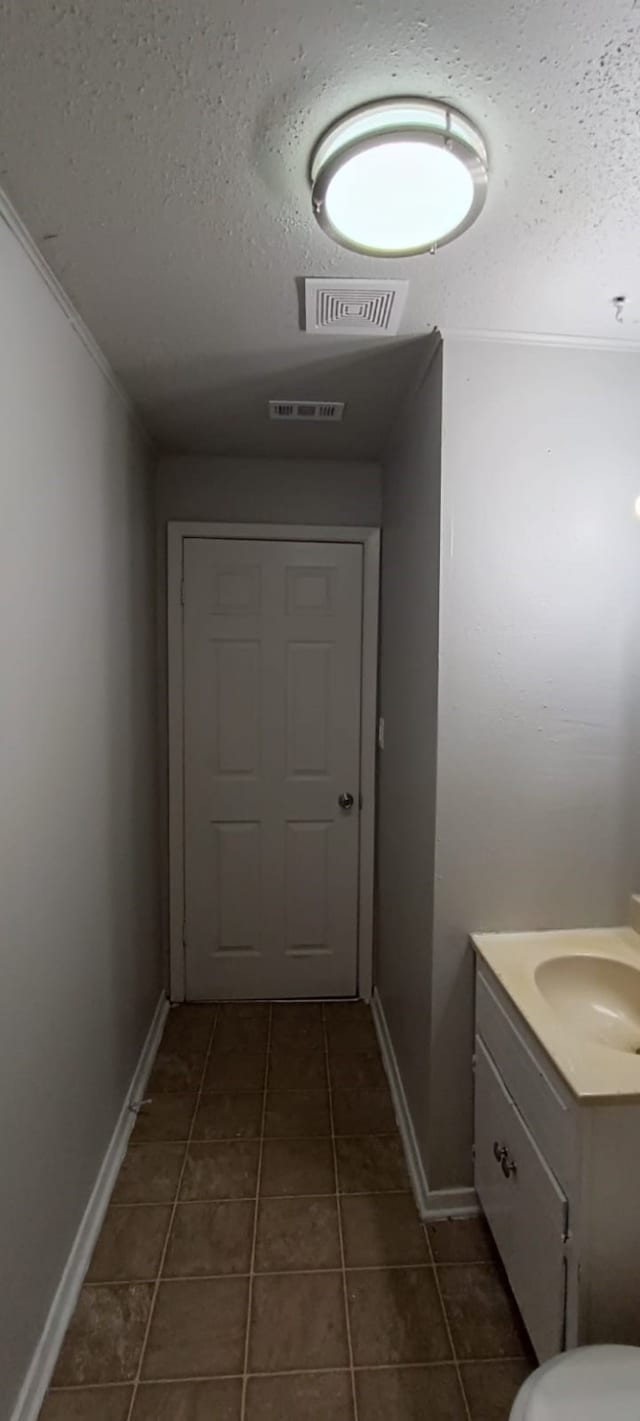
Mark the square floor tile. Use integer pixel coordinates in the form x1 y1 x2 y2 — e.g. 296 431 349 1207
272 1002 324 1022
331 1088 395 1136
87 1206 170 1282
335 1136 408 1193
328 1046 386 1091
323 1001 371 1025
148 1046 206 1093
268 1045 327 1090
248 1272 349 1372
112 1143 185 1205
428 1216 497 1264
161 1006 217 1052
180 1142 260 1200
438 1264 530 1360
325 1006 378 1053
460 1360 534 1421
260 1139 335 1196
246 1371 354 1421
217 1002 269 1019
142 1278 248 1379
264 1090 330 1138
341 1193 429 1266
164 1200 254 1276
193 1092 263 1140
204 1047 267 1092
39 1389 132 1421
133 1094 197 1143
213 1016 269 1052
270 1004 324 1048
355 1365 466 1421
255 1196 341 1272
347 1267 451 1366
132 1378 242 1420
52 1284 153 1386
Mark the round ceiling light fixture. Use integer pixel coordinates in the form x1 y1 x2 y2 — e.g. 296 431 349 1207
310 98 488 257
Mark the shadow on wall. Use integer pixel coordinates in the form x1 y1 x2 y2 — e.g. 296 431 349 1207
100 412 161 1076
122 336 431 458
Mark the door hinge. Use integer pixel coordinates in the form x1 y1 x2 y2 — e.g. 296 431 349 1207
180 578 185 607
359 792 363 811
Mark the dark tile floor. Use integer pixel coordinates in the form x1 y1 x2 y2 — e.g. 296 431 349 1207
39 1001 534 1421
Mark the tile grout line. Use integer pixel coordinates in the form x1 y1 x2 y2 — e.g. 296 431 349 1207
50 1354 530 1393
62 1257 526 1291
183 1131 399 1141
78 1260 520 1297
424 1224 473 1421
322 1003 359 1421
123 1009 220 1421
51 1006 530 1413
103 1186 419 1204
239 1004 272 1421
86 1261 443 1287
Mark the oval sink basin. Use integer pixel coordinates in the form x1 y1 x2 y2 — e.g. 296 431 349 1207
535 955 640 1053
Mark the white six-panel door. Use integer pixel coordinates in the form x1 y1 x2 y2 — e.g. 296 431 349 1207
182 537 364 999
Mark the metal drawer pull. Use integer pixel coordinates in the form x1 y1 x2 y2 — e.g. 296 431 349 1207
493 1140 517 1178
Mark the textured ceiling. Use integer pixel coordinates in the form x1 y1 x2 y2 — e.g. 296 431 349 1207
2 0 640 456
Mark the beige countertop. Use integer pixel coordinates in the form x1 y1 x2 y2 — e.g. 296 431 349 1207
472 924 640 1101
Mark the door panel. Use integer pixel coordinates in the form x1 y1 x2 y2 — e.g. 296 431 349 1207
214 642 261 774
213 822 262 954
285 821 330 954
183 537 363 1000
286 643 331 776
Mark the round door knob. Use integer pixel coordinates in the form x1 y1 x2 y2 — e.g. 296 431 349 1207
338 792 355 811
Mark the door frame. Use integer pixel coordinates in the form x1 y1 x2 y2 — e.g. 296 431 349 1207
167 521 381 1003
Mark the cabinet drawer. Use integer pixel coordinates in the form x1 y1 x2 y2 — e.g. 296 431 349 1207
475 1035 568 1362
476 969 578 1192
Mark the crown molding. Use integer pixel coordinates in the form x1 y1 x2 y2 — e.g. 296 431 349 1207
439 326 640 355
0 186 153 444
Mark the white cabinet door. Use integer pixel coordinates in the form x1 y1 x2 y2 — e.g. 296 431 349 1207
183 537 363 1000
475 1036 568 1362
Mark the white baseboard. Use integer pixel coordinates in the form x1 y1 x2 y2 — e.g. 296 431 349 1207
11 992 169 1421
371 988 478 1222
420 1184 479 1219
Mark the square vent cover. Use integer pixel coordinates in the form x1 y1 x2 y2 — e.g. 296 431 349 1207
269 400 345 422
305 278 408 338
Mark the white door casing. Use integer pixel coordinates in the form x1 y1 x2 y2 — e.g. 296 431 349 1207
167 524 379 1003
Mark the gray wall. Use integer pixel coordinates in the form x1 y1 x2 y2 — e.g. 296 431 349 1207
155 453 382 981
0 215 161 1416
155 454 382 529
377 340 443 1158
429 337 640 1188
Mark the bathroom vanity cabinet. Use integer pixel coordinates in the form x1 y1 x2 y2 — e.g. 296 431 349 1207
473 960 640 1362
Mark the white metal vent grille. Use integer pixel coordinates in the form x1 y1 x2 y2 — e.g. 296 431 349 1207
269 400 345 422
305 278 408 337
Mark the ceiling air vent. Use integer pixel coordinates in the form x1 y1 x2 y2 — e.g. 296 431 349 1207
304 278 408 338
269 400 345 422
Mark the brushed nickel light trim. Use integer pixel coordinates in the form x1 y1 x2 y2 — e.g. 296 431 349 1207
310 97 488 257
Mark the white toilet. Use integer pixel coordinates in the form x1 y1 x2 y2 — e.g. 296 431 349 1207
510 1345 640 1419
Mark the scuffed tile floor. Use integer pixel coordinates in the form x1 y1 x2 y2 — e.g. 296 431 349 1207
40 1001 534 1421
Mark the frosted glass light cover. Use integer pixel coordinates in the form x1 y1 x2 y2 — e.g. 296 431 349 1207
310 98 488 256
324 141 474 252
